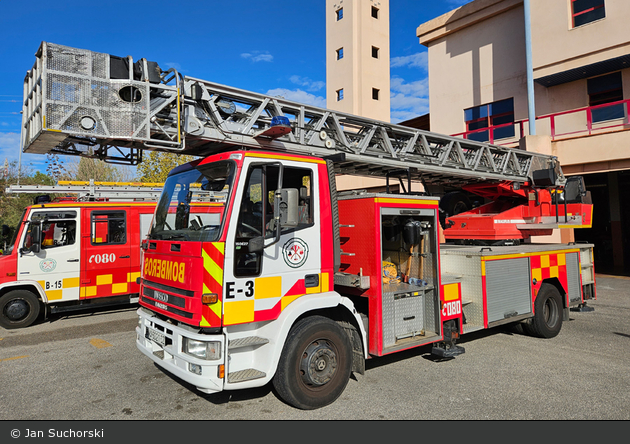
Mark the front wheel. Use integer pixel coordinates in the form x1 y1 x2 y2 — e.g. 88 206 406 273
273 316 353 410
0 290 42 329
523 283 563 338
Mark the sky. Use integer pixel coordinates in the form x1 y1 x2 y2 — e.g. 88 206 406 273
0 0 472 175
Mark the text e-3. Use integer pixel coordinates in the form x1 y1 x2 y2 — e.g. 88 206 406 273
225 281 254 298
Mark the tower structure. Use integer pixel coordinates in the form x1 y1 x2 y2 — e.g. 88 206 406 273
326 0 391 122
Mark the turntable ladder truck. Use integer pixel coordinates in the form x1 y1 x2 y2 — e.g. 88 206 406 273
0 180 161 328
20 42 596 409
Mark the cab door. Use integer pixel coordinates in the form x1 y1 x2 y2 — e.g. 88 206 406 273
223 160 322 326
17 209 81 303
81 209 132 299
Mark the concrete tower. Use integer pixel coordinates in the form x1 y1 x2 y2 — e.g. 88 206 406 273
326 0 391 122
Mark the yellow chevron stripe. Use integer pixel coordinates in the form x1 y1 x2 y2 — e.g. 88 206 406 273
202 248 223 285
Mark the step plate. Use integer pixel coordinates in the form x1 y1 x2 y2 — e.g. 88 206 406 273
227 369 266 384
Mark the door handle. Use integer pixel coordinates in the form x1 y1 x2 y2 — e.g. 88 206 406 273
67 259 79 262
119 255 130 258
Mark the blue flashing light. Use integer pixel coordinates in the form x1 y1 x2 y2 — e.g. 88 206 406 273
271 116 290 127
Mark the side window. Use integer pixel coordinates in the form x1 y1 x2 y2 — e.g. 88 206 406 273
234 165 314 277
234 167 264 277
266 166 313 238
91 211 126 245
28 211 77 250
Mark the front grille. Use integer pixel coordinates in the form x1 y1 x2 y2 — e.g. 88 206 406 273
141 295 193 319
142 286 186 308
143 279 195 297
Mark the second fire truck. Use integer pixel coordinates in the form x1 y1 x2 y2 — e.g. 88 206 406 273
0 181 159 328
21 42 596 409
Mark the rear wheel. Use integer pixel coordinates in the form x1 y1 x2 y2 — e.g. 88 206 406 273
273 316 352 410
523 284 563 338
0 290 42 329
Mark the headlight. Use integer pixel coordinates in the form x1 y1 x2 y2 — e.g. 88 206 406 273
182 338 221 360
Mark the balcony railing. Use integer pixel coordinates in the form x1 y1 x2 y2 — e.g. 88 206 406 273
452 98 630 145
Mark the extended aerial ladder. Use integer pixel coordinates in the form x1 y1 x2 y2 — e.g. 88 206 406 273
21 42 592 242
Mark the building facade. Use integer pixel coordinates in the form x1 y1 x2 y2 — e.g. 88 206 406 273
417 0 630 275
326 0 391 121
326 0 393 191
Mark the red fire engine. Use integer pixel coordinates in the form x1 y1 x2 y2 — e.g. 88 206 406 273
0 181 159 328
20 43 596 409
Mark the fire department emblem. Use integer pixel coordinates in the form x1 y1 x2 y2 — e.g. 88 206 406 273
282 238 309 268
39 258 57 272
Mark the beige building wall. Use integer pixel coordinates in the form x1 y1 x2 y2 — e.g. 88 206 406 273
326 0 393 191
326 0 391 121
530 0 630 79
418 0 630 173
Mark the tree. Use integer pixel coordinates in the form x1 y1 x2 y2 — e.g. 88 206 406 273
0 161 55 251
45 154 66 181
137 151 197 183
62 156 126 183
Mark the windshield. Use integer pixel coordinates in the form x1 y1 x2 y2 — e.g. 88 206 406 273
149 161 235 242
2 209 26 255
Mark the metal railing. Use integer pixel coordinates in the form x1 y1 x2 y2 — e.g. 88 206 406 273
452 98 630 144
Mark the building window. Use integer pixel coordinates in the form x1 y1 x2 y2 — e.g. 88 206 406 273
372 46 379 59
571 0 605 28
588 72 624 123
372 88 379 100
371 6 379 19
336 8 343 21
336 48 344 60
336 89 344 101
464 98 515 142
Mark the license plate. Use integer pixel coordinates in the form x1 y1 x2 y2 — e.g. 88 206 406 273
146 327 166 347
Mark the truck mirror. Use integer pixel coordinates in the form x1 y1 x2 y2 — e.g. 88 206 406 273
22 221 42 254
1 224 9 237
279 188 299 228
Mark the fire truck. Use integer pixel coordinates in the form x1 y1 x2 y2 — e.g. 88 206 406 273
0 181 159 328
20 42 596 409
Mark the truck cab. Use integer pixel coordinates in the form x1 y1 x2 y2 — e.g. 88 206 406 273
0 200 155 328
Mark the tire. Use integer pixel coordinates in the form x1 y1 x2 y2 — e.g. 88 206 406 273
273 316 353 410
0 290 42 329
523 283 563 338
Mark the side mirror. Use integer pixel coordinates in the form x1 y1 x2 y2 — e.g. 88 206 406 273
279 188 299 228
2 224 10 238
22 222 42 254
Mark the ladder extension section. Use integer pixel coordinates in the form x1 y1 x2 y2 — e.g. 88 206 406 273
22 42 563 187
6 180 162 201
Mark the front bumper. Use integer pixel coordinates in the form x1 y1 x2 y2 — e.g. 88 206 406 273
135 307 226 394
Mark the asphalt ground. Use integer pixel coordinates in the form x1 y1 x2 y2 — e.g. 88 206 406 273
0 275 628 434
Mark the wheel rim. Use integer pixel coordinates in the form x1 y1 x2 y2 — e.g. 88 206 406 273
299 340 338 387
543 296 559 328
5 299 30 322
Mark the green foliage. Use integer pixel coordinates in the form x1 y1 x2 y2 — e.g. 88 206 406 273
137 151 197 183
0 161 56 250
63 156 126 182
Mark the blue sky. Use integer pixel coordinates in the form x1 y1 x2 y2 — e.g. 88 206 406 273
0 0 471 174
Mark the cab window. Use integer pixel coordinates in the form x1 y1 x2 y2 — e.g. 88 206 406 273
28 211 77 249
91 211 126 245
233 164 313 277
